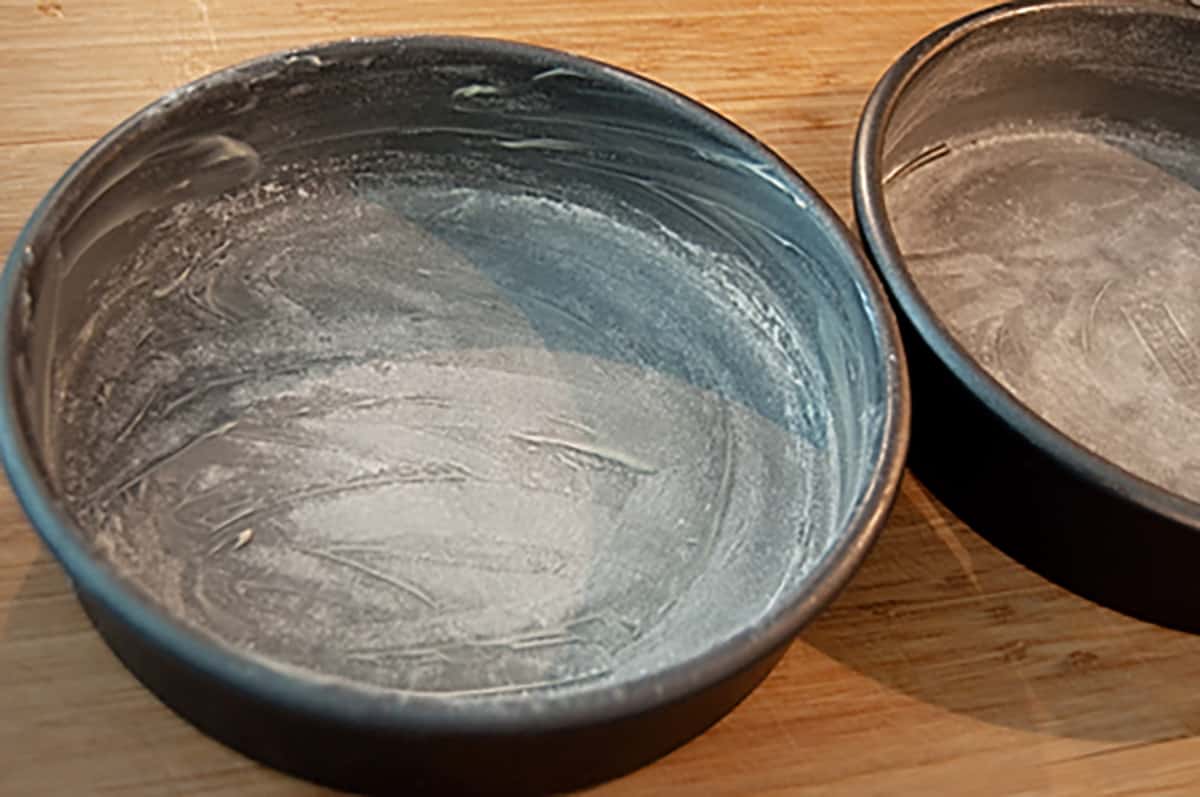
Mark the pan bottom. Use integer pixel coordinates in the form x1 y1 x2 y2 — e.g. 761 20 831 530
888 121 1200 502
54 153 841 698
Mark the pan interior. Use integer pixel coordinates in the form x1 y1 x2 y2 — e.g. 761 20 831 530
13 42 889 700
882 6 1200 502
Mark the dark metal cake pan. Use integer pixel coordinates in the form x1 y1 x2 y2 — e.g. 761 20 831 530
855 0 1200 630
1 37 908 793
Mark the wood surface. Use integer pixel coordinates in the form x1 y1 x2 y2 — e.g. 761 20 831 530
3 1 1200 794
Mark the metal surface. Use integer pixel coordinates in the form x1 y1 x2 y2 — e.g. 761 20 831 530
2 37 908 791
855 0 1200 630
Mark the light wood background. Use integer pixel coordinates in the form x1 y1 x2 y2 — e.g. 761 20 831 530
4 1 1200 794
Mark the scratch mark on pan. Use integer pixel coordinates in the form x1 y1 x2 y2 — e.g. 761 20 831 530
364 628 594 659
495 138 583 152
884 142 952 186
1083 278 1114 355
224 423 332 451
356 668 609 698
112 385 165 445
546 414 595 436
721 518 751 565
205 469 471 539
201 268 238 322
182 280 228 322
348 646 455 664
99 419 238 501
153 241 229 298
298 547 438 608
511 432 657 475
159 372 254 418
706 402 735 562
1124 301 1200 388
508 632 586 651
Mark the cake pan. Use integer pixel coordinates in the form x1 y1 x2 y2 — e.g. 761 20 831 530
855 0 1200 630
1 37 908 793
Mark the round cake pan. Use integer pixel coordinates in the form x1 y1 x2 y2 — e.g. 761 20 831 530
855 0 1200 630
2 37 908 793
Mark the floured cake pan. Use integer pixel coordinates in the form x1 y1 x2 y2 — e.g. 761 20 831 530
855 0 1200 630
0 37 908 793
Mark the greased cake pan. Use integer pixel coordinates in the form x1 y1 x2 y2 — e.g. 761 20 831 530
1 36 908 794
856 0 1200 630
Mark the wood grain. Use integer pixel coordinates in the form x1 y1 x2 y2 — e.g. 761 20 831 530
4 1 1200 794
